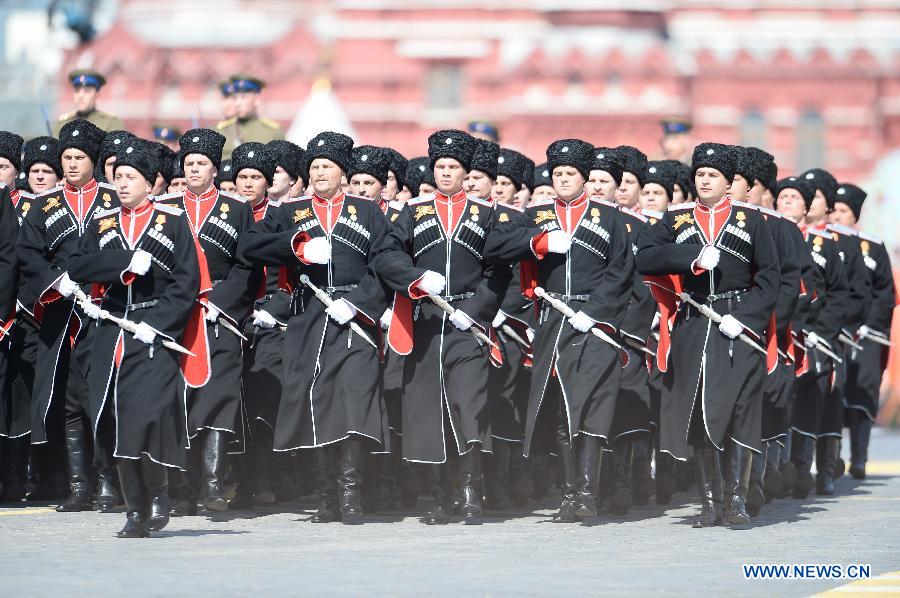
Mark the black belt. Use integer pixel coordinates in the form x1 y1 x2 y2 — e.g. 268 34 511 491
421 291 475 303
687 288 748 304
105 298 159 312
544 292 590 303
254 294 274 307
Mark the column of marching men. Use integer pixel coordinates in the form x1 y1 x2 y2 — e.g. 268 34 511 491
0 120 894 537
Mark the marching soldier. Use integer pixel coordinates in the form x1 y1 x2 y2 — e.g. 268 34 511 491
402 157 435 200
17 119 123 512
348 145 392 208
487 139 634 523
376 130 510 525
531 164 555 202
636 143 780 528
241 132 390 524
95 130 136 184
383 148 408 204
53 69 124 137
830 183 896 479
216 74 285 160
465 139 499 201
23 137 63 195
159 129 261 515
614 146 647 209
68 138 201 537
585 147 622 201
267 140 304 202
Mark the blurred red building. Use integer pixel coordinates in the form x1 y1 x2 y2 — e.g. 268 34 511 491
57 0 900 178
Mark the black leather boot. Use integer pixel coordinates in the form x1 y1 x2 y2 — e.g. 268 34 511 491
763 440 782 501
170 446 199 517
746 448 766 517
310 445 340 523
609 439 633 516
724 442 753 525
849 411 871 480
56 420 94 512
631 434 654 506
142 458 169 532
790 432 815 499
484 441 512 510
815 437 838 496
459 449 484 524
338 439 365 525
552 439 577 523
0 436 28 502
654 449 677 505
421 465 451 525
574 435 600 518
508 449 533 507
95 467 121 512
201 430 228 511
116 459 149 538
692 447 724 528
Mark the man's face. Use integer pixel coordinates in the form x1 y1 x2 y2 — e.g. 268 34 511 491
531 185 555 202
660 133 690 161
236 169 268 204
434 158 465 195
694 167 729 204
309 158 344 198
349 173 384 199
61 148 94 187
114 165 151 209
807 189 829 222
384 170 400 201
830 202 857 227
639 183 670 213
746 179 766 206
464 170 493 199
290 177 307 198
419 182 436 196
183 153 217 194
552 166 585 202
0 157 17 187
104 155 116 184
761 188 774 210
221 95 236 119
514 186 531 209
491 175 517 205
152 172 167 196
168 177 187 194
729 174 751 202
269 165 294 199
28 163 59 193
219 180 237 193
73 86 98 113
776 189 807 222
232 91 258 120
671 183 684 205
615 171 641 207
587 169 618 201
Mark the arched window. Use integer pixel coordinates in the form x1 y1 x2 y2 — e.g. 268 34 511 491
796 110 825 172
740 110 767 149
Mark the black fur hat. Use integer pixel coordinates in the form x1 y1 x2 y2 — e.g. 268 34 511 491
405 156 435 194
0 131 24 171
470 139 500 179
591 147 624 187
834 183 867 221
180 128 226 169
691 142 736 183
306 131 354 175
232 142 276 186
113 138 160 186
801 168 838 209
614 145 648 185
546 139 593 181
348 145 391 186
383 147 408 191
497 148 531 189
776 176 815 211
643 161 676 199
428 129 476 171
59 119 105 164
533 163 552 189
267 140 304 181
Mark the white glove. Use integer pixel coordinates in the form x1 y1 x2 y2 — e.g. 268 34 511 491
82 302 104 320
547 230 572 254
805 331 822 348
718 314 744 339
205 303 221 323
491 311 507 329
697 245 721 270
253 310 277 329
525 328 535 343
129 250 152 275
302 236 332 264
568 310 595 333
449 309 475 331
418 270 446 296
380 308 392 331
53 273 79 298
325 298 357 325
133 322 156 345
857 325 872 339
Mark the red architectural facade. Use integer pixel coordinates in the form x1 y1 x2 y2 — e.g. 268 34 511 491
57 1 900 179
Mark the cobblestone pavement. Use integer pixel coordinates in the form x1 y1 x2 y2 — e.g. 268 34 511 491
2 430 899 597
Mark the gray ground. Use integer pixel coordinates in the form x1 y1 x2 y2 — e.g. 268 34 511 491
2 430 899 597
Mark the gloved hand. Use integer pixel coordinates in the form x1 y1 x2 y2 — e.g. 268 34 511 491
380 308 392 331
805 330 822 348
302 237 332 264
82 302 104 320
697 245 721 270
449 309 474 331
547 230 572 254
53 273 80 298
857 324 872 339
205 303 221 323
253 310 277 329
525 328 535 343
418 270 446 296
718 314 744 339
133 322 156 345
491 311 507 329
568 310 595 333
129 250 153 275
325 298 357 325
